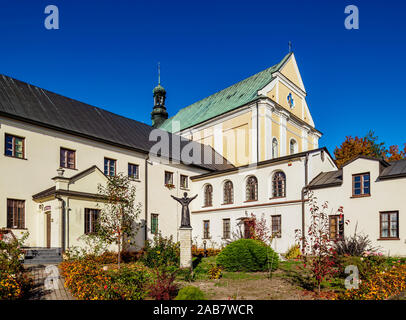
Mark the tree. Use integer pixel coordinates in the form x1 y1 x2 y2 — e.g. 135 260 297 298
248 213 272 244
299 192 346 294
96 173 141 268
334 131 405 167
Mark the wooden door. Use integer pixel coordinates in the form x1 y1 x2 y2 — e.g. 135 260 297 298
46 213 51 248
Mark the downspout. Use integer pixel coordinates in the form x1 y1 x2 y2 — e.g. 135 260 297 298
256 101 259 162
144 156 149 243
56 196 65 252
301 153 309 252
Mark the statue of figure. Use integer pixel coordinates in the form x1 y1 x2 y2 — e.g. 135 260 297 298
171 192 198 228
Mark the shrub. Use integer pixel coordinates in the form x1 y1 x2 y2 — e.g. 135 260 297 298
148 268 178 300
141 233 180 269
175 286 206 300
284 244 301 260
59 260 151 300
208 264 222 280
216 239 279 272
334 233 377 256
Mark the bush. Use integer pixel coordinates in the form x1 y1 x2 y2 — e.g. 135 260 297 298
284 244 301 260
148 268 178 300
59 260 151 300
334 233 377 256
216 239 279 272
175 286 206 300
208 264 222 279
192 246 221 257
141 233 180 269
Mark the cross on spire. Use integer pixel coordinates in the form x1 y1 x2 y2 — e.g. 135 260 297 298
288 41 292 53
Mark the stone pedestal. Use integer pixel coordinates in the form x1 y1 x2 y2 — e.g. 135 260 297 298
179 227 192 269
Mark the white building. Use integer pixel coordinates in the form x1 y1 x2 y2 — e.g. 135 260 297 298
1 52 405 256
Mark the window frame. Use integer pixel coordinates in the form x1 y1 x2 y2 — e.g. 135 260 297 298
60 147 76 169
204 184 213 207
151 213 159 235
203 220 210 239
271 215 281 238
223 180 234 205
104 157 117 177
6 199 25 229
379 211 399 240
5 134 25 159
222 218 231 239
84 208 100 234
128 163 139 180
245 176 258 202
352 172 371 198
180 174 188 189
289 139 297 155
272 138 278 159
272 171 286 199
329 214 345 240
164 171 174 186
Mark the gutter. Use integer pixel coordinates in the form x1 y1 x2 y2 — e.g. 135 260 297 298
144 156 149 243
56 196 65 252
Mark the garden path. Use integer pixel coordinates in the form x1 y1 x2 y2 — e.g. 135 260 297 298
24 264 75 300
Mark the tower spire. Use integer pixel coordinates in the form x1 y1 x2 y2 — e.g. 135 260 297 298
158 62 161 85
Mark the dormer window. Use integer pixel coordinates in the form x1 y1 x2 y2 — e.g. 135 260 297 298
352 173 370 197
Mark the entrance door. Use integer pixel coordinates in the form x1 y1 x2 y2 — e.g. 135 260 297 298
46 212 51 248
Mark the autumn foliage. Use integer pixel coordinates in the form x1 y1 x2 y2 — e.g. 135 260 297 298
334 131 405 168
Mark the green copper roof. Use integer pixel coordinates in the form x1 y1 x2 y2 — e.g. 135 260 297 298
153 84 166 94
159 53 292 132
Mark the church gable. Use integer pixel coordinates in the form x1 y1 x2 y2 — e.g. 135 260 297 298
68 166 108 194
279 54 305 91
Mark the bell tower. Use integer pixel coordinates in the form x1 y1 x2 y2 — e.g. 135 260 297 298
151 63 168 128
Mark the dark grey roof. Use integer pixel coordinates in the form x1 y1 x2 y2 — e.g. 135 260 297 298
380 159 406 179
0 74 233 171
308 170 343 189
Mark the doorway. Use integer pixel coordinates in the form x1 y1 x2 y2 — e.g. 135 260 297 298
45 212 51 248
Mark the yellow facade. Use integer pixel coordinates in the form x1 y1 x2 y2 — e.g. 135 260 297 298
280 57 303 89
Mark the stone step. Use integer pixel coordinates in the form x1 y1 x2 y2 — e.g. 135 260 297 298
23 247 63 265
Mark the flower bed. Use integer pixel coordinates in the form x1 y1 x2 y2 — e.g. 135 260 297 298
192 245 221 257
59 260 152 300
340 262 406 300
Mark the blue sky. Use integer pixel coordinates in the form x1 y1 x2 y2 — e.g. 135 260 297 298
1 0 405 154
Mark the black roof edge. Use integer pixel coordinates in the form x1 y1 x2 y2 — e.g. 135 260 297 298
308 182 342 190
340 154 390 168
378 173 406 181
191 147 331 180
0 111 220 173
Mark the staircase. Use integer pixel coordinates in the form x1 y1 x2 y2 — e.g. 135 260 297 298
23 248 63 265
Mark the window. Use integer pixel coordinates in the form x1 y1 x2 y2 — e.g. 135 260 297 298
223 219 231 239
272 138 278 159
104 158 116 176
271 215 281 238
290 139 297 155
128 163 139 179
5 134 24 159
352 173 370 197
151 214 159 235
329 215 344 240
380 211 399 239
272 171 286 198
223 180 233 204
204 184 213 207
60 148 76 169
84 208 99 234
164 171 173 185
180 175 188 189
246 176 258 201
203 220 210 239
7 199 25 229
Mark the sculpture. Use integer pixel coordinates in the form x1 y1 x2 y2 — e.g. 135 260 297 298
171 192 197 228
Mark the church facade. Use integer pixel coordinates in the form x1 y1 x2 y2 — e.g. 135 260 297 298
1 52 405 256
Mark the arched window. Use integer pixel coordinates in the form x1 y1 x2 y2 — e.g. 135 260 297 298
272 138 278 158
272 171 286 198
223 180 234 204
290 139 297 155
204 184 213 207
246 176 258 201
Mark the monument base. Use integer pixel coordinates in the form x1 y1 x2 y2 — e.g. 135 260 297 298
179 227 193 269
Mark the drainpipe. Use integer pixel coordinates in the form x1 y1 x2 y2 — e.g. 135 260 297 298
256 101 259 162
301 153 309 252
144 156 149 243
56 196 65 252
